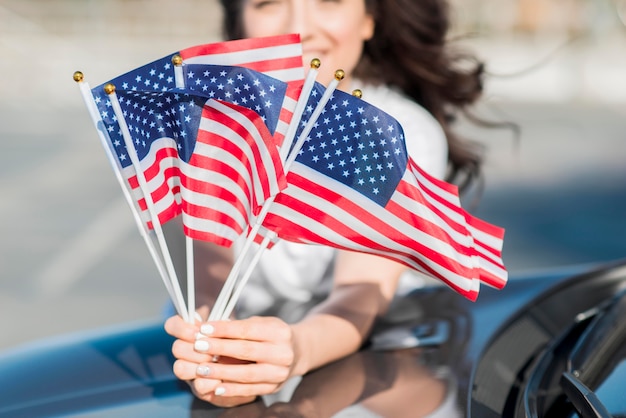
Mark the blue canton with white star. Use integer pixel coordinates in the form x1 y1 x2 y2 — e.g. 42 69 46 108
182 64 287 135
96 90 205 168
91 54 179 107
293 82 408 207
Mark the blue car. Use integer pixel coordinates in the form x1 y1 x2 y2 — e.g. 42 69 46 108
1 259 625 417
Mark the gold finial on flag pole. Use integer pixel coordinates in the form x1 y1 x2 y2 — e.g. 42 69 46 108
310 58 321 69
334 69 345 81
352 89 363 99
104 83 116 95
172 54 183 66
73 71 84 83
172 55 185 88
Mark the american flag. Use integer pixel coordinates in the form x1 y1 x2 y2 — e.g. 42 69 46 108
262 83 506 300
95 89 286 247
91 34 303 146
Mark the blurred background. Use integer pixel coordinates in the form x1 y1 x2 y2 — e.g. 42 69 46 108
1 0 625 350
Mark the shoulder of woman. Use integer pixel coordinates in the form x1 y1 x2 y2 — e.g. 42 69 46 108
354 82 448 179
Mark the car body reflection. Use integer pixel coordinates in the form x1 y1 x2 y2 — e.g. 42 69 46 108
1 259 625 417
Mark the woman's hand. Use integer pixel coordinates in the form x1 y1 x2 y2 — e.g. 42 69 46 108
164 314 299 407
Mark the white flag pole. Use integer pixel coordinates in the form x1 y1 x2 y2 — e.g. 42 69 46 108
185 234 195 323
220 230 277 320
104 82 190 323
173 55 196 323
209 68 345 321
73 72 186 318
278 58 320 162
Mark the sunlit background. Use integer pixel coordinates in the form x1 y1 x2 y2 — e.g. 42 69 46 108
1 0 625 350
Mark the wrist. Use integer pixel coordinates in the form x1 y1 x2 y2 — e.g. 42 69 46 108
290 323 311 377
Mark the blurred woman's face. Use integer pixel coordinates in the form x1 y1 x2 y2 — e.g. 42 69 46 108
242 0 374 88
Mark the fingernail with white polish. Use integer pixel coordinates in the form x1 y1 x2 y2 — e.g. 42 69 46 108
215 387 226 396
195 332 205 340
194 340 210 352
197 365 211 377
200 324 214 335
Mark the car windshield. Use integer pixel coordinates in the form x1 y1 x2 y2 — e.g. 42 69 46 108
566 289 626 417
593 360 626 417
527 288 626 417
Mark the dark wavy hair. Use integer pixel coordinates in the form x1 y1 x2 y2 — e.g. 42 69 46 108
218 0 485 190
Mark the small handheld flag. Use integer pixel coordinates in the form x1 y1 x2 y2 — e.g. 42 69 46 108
261 83 506 300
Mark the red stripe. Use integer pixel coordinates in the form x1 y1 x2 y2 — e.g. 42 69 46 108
410 159 459 195
127 128 255 237
466 213 506 253
231 57 304 74
278 106 294 126
285 82 302 100
182 202 244 235
180 34 301 58
183 225 234 247
146 202 180 230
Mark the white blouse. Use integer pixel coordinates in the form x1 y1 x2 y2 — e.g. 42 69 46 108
234 82 448 320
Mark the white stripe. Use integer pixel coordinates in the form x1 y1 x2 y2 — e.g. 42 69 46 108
275 120 289 137
263 68 305 83
281 95 297 113
293 164 477 267
182 213 243 242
